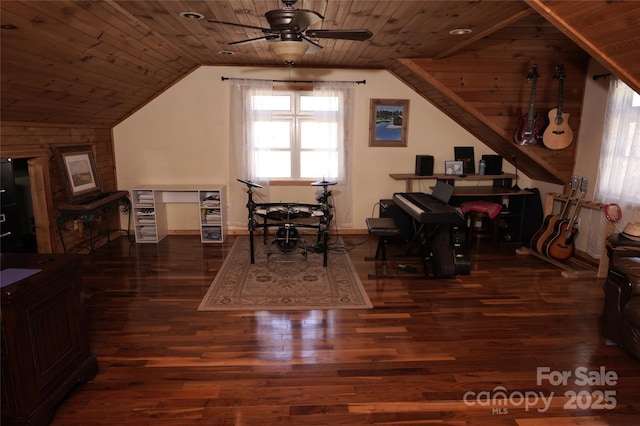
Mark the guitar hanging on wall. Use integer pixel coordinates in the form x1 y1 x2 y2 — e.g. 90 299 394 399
544 177 588 261
543 64 573 150
514 64 540 146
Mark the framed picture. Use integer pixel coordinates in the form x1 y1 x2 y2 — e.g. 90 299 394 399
445 160 464 176
56 145 102 203
454 146 475 174
369 99 409 147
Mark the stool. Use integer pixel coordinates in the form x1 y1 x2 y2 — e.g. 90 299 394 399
461 201 503 246
365 217 400 278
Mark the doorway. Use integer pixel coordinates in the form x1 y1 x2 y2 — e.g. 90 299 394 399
1 157 38 253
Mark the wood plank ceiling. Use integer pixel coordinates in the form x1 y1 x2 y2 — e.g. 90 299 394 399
1 1 639 184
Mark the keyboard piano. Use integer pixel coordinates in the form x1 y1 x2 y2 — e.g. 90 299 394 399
391 192 469 277
393 192 464 225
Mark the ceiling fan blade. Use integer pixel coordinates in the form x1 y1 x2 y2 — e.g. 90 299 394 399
206 19 271 33
305 29 373 41
228 35 279 46
300 36 323 54
289 9 323 31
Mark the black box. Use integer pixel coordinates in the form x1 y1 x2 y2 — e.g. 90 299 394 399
482 155 503 175
380 199 413 243
415 155 434 176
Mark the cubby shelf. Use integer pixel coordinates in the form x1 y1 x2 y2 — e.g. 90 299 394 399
131 185 225 244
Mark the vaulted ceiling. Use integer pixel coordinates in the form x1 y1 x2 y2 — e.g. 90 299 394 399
2 1 639 184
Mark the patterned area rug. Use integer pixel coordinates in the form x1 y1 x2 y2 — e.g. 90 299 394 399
198 236 372 311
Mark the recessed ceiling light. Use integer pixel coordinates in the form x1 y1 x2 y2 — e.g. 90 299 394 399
218 50 235 55
449 28 472 36
179 11 205 20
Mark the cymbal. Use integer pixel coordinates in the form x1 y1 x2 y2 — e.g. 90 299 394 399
237 178 262 188
311 180 337 187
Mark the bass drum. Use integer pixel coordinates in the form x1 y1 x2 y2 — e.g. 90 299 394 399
275 224 300 253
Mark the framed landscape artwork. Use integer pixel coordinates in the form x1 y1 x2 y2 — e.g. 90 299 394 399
369 99 409 147
56 146 102 203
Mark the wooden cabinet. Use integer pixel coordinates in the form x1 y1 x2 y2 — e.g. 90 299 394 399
131 186 225 244
1 253 98 425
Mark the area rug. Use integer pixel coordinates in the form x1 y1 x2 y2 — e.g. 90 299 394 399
198 236 372 311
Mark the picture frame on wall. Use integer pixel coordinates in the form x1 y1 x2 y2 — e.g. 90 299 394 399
445 160 464 176
55 145 103 203
454 146 475 174
369 99 409 147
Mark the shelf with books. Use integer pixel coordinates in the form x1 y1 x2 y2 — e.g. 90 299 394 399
130 186 225 244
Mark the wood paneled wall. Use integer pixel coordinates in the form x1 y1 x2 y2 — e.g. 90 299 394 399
391 13 590 185
0 123 120 254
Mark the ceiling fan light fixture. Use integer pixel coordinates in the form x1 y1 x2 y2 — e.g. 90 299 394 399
449 28 472 36
269 40 309 65
179 11 205 20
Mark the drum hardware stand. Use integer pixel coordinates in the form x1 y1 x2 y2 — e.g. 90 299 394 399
238 178 335 266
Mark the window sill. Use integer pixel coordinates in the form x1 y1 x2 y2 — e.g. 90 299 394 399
269 180 317 186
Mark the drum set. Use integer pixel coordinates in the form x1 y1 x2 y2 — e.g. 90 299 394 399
238 178 335 266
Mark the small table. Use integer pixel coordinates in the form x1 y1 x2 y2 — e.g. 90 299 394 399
57 190 131 256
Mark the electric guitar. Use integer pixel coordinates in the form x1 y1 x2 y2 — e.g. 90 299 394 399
514 64 540 146
543 64 573 150
531 175 579 253
544 177 587 261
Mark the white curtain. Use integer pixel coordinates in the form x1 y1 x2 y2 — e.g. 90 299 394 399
586 78 640 258
228 80 273 227
312 81 355 228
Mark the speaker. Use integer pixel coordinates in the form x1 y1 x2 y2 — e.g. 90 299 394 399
482 155 503 175
415 155 434 176
380 199 413 243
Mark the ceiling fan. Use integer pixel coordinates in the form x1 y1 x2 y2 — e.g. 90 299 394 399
206 0 373 65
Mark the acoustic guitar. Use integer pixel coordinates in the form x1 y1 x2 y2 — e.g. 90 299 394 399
543 64 573 150
544 177 587 261
531 175 579 253
514 64 540 146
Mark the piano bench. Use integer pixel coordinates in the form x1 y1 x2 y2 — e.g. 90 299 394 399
365 218 401 279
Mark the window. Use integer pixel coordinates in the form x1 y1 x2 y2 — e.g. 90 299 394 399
595 80 640 205
250 91 342 180
586 79 640 259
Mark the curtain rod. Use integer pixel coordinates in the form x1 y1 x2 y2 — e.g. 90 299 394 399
221 76 366 85
593 73 612 80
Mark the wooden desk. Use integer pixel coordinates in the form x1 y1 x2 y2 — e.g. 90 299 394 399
390 173 517 192
449 186 531 197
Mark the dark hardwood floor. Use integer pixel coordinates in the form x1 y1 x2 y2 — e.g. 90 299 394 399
50 234 640 425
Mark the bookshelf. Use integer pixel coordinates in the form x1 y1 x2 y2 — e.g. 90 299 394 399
131 185 225 243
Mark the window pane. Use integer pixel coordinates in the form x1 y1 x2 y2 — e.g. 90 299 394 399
253 95 291 111
254 121 290 148
254 151 291 178
300 151 338 179
300 122 338 149
300 95 339 111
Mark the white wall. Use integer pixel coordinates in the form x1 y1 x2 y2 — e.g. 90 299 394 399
114 65 524 232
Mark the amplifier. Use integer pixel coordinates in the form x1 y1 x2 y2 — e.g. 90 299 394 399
415 155 434 176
